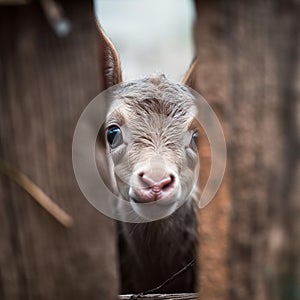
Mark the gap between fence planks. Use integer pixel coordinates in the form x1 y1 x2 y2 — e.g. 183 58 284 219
119 293 198 300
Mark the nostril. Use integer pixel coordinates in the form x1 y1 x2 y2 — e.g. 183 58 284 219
139 172 153 188
160 174 175 191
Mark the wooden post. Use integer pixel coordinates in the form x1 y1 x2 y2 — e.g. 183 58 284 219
194 1 300 299
192 1 231 299
225 1 300 299
0 1 118 299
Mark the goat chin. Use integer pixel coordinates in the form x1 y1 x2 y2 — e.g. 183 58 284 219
115 195 179 222
129 196 179 221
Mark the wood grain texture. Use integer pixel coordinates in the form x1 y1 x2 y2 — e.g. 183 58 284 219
194 1 300 299
224 1 300 299
193 2 231 299
119 293 198 300
0 1 118 299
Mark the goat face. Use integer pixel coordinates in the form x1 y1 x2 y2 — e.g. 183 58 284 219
97 24 199 221
104 76 199 220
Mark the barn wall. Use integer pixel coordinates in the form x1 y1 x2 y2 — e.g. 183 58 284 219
0 1 118 299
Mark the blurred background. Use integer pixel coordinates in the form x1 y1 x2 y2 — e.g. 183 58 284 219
0 0 299 300
94 0 194 81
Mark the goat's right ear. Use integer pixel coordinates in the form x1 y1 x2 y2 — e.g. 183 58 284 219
96 21 123 90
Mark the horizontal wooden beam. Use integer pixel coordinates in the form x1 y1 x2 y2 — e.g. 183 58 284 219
0 0 30 5
119 293 198 300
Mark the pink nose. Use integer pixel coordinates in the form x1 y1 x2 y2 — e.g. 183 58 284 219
132 172 176 203
139 172 174 192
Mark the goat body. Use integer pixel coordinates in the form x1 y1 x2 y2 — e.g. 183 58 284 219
118 200 198 293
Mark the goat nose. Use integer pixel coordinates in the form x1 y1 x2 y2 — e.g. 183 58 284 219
139 172 175 193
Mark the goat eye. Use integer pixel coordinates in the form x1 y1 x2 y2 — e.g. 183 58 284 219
107 126 123 148
192 131 199 140
190 131 199 150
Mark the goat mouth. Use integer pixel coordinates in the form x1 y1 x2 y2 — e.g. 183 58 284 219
130 196 176 207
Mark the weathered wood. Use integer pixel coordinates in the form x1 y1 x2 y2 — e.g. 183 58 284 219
119 293 198 300
0 159 73 227
224 1 300 300
0 1 118 299
193 1 300 299
192 1 231 299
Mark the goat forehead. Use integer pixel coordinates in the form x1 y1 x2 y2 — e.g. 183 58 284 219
131 108 189 130
126 98 192 118
107 76 197 132
112 75 196 111
128 114 191 155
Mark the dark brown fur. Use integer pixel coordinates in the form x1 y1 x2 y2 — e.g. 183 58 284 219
118 200 198 293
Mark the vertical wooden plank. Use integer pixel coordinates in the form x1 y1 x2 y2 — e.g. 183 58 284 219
224 1 300 299
0 1 118 299
193 2 231 299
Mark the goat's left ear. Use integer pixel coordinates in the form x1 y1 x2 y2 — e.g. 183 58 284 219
96 21 123 90
182 58 198 88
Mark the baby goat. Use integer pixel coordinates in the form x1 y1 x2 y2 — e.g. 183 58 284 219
97 24 199 294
